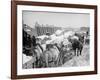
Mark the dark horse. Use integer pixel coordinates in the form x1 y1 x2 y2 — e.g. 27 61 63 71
74 33 85 44
23 29 32 56
70 39 83 56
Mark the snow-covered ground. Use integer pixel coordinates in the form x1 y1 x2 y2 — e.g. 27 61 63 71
23 44 89 69
61 45 90 67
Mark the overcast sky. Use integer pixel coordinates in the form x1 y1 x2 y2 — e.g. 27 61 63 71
22 11 90 29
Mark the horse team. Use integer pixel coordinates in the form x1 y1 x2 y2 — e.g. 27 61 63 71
23 29 89 68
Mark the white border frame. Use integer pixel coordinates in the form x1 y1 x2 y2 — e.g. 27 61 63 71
17 5 94 75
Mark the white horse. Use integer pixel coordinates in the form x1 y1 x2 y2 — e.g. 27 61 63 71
41 44 60 67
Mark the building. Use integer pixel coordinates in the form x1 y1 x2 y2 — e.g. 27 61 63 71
35 22 61 36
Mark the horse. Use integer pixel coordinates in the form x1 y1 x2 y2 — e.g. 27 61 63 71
85 37 90 44
74 32 85 44
57 39 73 65
23 32 32 56
40 44 60 67
32 43 44 68
69 38 83 56
29 35 44 68
84 35 90 44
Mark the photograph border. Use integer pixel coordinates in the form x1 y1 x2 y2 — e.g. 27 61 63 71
11 1 97 79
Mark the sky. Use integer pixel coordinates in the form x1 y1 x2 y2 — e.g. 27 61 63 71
22 11 90 29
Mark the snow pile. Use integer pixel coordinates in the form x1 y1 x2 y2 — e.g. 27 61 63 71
23 54 33 64
37 35 48 40
71 36 79 40
55 30 63 36
64 31 75 39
